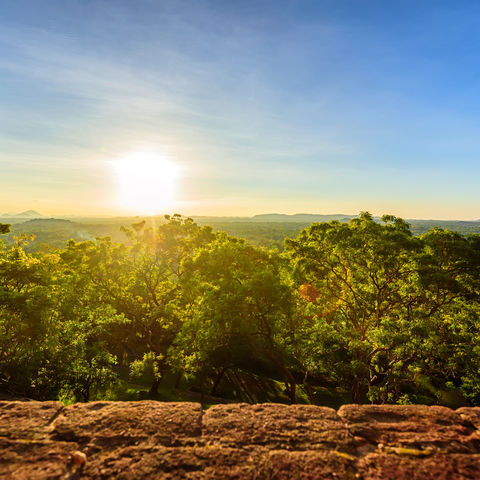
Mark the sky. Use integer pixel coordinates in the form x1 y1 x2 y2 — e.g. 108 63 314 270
1 0 480 219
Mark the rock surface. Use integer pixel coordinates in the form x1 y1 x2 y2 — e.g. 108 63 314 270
2 401 480 479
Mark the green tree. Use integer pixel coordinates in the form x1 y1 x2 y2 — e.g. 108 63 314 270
286 213 480 404
172 234 297 402
61 215 215 395
0 232 120 400
285 213 422 401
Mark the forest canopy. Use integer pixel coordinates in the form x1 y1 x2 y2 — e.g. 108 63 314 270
2 213 480 407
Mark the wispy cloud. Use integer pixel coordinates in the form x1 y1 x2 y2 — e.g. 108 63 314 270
2 1 480 217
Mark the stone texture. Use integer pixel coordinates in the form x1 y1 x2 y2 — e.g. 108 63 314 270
338 404 480 453
457 407 480 430
0 438 76 480
259 450 356 479
80 446 264 479
203 403 352 450
357 453 480 480
0 400 63 440
2 400 480 479
52 401 202 450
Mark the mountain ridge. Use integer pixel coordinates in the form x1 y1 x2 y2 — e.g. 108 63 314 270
0 210 43 218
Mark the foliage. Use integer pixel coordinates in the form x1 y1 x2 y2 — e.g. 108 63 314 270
171 234 296 400
285 213 480 403
2 214 480 407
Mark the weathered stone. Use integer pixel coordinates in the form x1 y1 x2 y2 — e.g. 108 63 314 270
2 400 480 478
203 403 352 450
357 453 480 480
81 445 265 479
260 449 356 479
457 407 480 430
0 437 76 480
338 404 480 453
0 401 63 440
52 401 202 449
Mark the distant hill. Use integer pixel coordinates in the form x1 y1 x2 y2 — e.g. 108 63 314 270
4 213 480 254
250 213 355 223
15 218 74 230
0 210 44 220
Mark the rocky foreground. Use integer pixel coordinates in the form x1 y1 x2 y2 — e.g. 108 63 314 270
2 401 480 479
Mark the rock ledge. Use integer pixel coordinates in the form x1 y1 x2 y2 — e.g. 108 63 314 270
2 401 480 479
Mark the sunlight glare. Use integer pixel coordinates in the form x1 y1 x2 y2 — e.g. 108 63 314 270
113 152 180 215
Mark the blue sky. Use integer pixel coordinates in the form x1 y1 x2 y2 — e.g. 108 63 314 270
1 0 480 218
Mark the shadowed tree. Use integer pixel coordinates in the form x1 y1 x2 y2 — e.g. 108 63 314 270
172 234 297 403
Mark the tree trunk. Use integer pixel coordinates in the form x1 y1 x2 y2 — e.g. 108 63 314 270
305 382 316 405
81 377 91 402
149 377 162 397
351 378 364 403
210 367 228 396
200 369 205 408
267 351 297 404
289 380 297 405
174 370 183 389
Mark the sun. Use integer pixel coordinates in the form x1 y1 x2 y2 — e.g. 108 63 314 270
113 152 180 214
